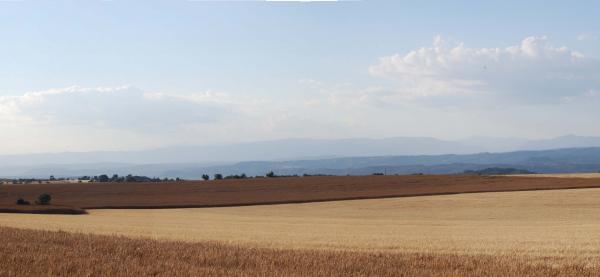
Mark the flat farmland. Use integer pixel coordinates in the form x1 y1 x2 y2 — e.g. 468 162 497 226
2 175 600 209
4 176 600 276
3 188 600 262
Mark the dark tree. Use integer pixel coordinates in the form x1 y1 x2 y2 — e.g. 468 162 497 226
266 171 276 178
202 174 210 181
214 173 223 180
97 174 110 182
36 193 52 205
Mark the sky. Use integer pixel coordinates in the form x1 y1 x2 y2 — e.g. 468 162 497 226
0 0 599 154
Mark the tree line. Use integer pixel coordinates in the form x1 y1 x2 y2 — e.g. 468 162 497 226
79 174 181 183
0 171 340 185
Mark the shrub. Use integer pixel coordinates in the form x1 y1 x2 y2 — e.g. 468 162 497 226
125 174 136 182
202 174 210 181
266 171 276 178
36 193 52 205
16 198 30 205
214 174 223 180
224 174 248 179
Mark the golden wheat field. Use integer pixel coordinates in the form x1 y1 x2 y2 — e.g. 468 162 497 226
3 188 600 264
3 227 597 277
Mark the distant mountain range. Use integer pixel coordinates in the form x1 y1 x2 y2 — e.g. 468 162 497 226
176 147 600 177
3 135 600 167
1 145 600 179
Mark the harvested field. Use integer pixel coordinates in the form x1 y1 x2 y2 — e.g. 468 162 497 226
2 175 600 209
3 188 600 261
0 227 597 277
0 205 86 215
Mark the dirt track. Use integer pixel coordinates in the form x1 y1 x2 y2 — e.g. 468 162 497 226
2 175 600 209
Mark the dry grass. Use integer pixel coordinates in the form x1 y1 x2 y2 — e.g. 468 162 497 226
1 226 598 277
3 188 600 264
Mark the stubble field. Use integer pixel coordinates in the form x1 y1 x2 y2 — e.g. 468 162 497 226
3 175 600 209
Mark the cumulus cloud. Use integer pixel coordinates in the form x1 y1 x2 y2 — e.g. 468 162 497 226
369 36 600 102
2 37 600 154
0 86 237 132
577 33 599 41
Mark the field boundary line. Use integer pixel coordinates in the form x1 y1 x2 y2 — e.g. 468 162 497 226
82 183 600 210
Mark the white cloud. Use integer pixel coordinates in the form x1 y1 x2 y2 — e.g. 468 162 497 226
2 36 600 154
0 86 237 132
369 36 600 102
577 33 599 41
0 85 355 153
0 85 291 153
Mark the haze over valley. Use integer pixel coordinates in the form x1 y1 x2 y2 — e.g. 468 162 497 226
2 135 600 178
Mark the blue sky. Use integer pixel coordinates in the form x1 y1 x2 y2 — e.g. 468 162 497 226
0 1 599 154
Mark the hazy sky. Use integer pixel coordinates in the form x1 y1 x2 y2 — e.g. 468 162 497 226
1 1 599 154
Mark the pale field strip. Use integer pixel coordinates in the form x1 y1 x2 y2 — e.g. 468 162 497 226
508 173 600 178
2 188 600 263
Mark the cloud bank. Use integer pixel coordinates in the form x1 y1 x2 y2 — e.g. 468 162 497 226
369 36 600 102
0 86 236 132
1 36 599 154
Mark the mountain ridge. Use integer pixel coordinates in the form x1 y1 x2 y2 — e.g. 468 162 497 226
3 135 600 167
2 146 600 179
